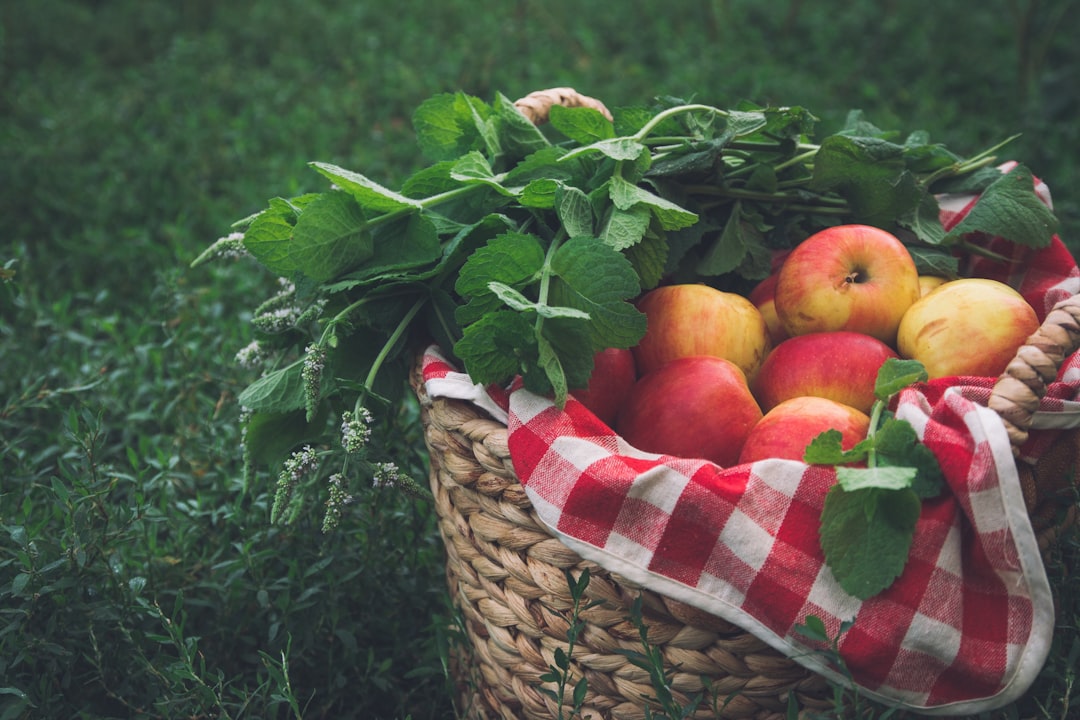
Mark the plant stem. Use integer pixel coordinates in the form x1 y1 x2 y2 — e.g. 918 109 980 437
632 104 728 141
361 295 426 399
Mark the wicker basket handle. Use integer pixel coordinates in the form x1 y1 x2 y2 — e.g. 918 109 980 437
513 87 612 125
988 294 1080 451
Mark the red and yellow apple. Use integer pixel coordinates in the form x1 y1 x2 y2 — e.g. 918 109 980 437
572 347 637 427
633 283 770 381
749 273 789 346
752 331 899 415
774 225 921 344
616 355 762 467
738 396 870 465
896 278 1040 379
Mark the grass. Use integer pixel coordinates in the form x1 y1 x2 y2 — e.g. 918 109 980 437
1 0 1079 717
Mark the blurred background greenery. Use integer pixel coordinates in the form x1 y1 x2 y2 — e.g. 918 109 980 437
2 1 1078 718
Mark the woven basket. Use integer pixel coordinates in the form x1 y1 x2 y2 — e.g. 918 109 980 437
409 90 1080 720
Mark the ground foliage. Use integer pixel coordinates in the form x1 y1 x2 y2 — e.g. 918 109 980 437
2 1 1079 718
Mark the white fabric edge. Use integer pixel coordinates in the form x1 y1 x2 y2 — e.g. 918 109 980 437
902 399 1055 716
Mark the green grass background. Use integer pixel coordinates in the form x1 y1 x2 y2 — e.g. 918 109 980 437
2 1 1079 718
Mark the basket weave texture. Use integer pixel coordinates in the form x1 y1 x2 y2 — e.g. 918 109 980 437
412 360 836 720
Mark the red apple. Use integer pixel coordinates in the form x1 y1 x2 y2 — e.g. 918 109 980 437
897 278 1040 379
616 355 762 467
572 347 637 426
752 331 899 415
774 225 921 345
738 396 870 465
633 284 770 381
749 273 789 346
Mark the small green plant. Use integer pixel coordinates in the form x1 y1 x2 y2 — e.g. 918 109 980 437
539 568 603 720
614 595 710 719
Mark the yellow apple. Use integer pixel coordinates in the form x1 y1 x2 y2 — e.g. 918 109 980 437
633 283 770 381
738 396 870 464
774 225 921 345
896 278 1040 379
748 273 789 346
918 275 948 297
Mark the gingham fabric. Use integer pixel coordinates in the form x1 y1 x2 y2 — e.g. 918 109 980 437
421 165 1080 714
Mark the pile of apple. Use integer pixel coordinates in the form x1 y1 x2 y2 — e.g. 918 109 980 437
574 224 1042 468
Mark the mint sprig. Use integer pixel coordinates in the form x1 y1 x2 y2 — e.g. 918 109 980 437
195 89 1054 512
805 358 944 600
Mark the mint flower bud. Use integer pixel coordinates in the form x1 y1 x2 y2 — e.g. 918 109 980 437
340 408 374 453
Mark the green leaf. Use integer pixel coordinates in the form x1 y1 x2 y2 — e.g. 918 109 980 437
518 178 560 209
548 103 616 144
453 310 537 387
897 192 947 246
803 429 868 465
608 175 698 230
624 231 668 290
874 358 928 400
696 202 756 276
537 335 569 407
835 465 918 492
238 362 305 413
600 204 652 251
548 236 647 350
450 151 515 195
943 164 1058 248
488 281 590 320
243 407 329 469
556 184 595 239
455 232 545 325
412 92 491 162
811 134 923 225
310 162 422 213
492 91 551 160
562 137 648 163
820 485 922 599
907 246 960 279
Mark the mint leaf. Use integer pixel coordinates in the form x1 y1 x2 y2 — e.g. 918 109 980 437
872 418 944 499
907 246 960 279
492 92 550 160
835 465 918 492
874 358 928 401
548 103 616 144
696 202 756 276
244 407 329 469
453 310 537 387
455 232 545 325
562 137 648 163
451 151 515 195
412 92 491 162
548 237 647 350
488 281 590 320
608 175 698 230
804 429 869 466
811 135 923 225
943 164 1058 248
820 485 922 599
624 231 668 290
310 162 422 213
245 191 374 282
556 184 595 239
600 204 652 251
238 362 305 413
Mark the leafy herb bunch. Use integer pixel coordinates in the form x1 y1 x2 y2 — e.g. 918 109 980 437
195 88 1057 527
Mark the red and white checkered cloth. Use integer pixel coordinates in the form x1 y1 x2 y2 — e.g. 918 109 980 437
422 164 1080 714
